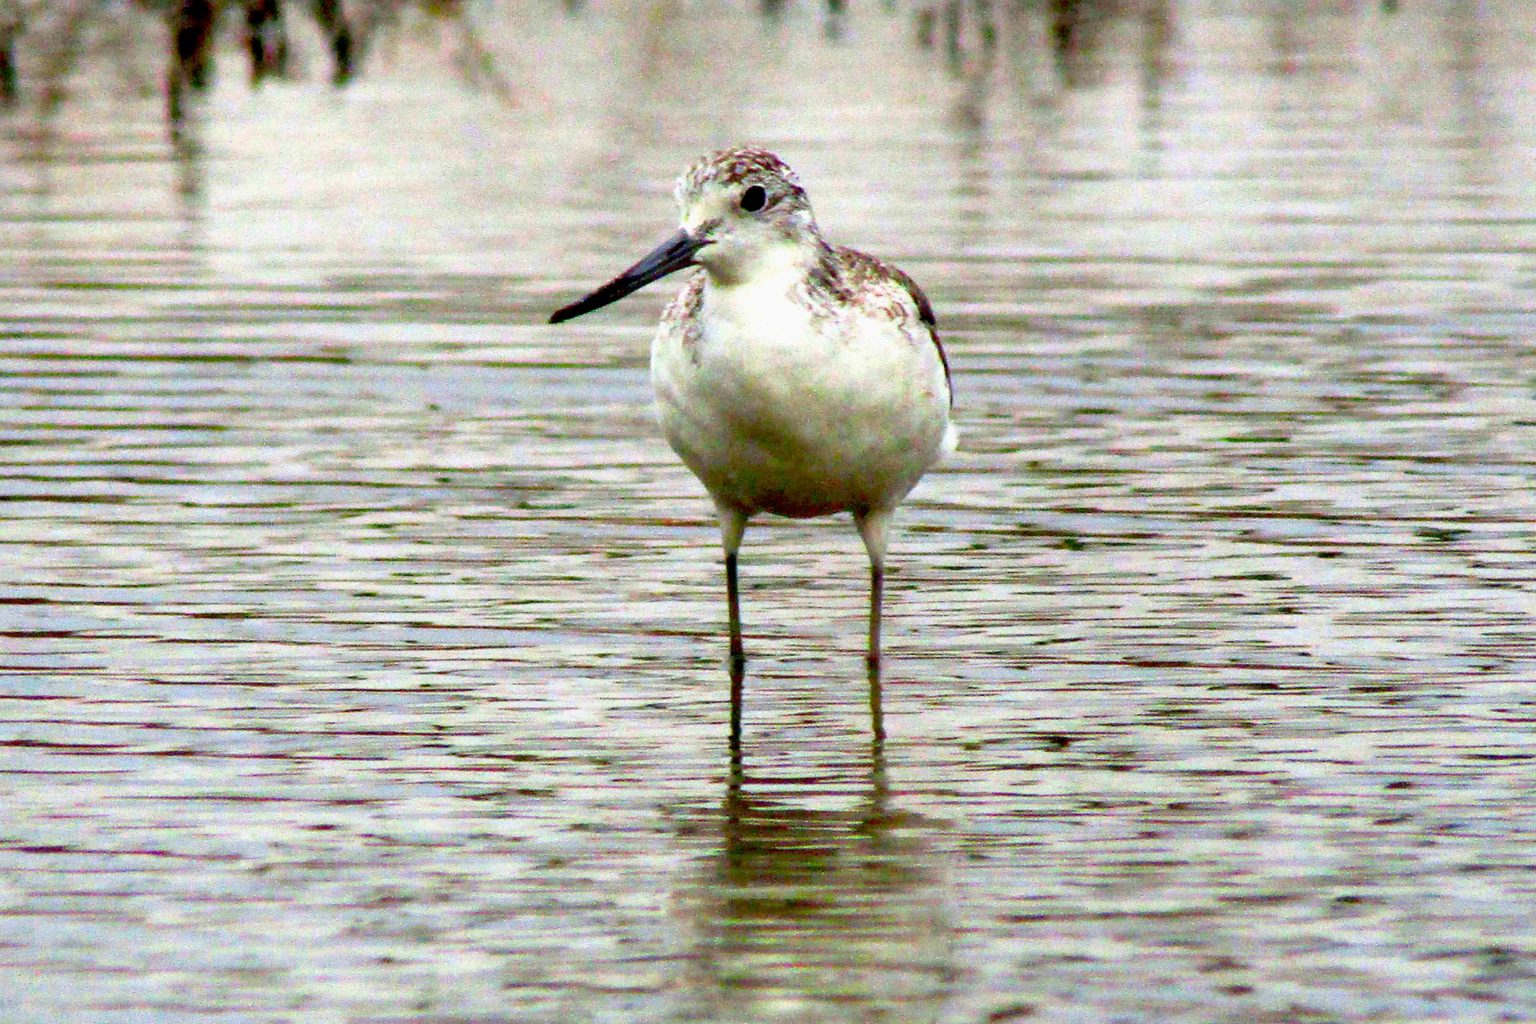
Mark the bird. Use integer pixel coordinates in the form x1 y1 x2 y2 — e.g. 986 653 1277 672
550 146 955 741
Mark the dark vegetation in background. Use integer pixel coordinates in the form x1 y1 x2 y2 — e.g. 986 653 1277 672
0 0 1403 133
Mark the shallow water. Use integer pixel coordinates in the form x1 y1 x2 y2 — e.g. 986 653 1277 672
3 2 1535 1022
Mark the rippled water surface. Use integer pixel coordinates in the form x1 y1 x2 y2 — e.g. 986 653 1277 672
4 2 1536 1022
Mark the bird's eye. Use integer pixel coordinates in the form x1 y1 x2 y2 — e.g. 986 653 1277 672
740 185 768 213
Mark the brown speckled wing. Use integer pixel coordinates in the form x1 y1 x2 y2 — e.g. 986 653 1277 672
660 272 707 365
825 246 952 404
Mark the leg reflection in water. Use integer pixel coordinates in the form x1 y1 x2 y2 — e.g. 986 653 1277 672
674 740 954 1023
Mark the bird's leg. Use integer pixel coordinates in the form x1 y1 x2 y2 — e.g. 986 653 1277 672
728 616 745 759
717 503 748 670
726 549 745 758
867 560 884 672
855 508 893 741
717 503 749 751
866 599 885 744
726 550 744 671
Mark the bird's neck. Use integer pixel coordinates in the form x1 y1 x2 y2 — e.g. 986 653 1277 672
701 235 820 291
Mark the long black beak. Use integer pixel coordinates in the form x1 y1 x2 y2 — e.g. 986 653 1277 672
549 229 708 324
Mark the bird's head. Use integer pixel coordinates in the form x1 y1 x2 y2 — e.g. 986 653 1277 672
549 147 819 324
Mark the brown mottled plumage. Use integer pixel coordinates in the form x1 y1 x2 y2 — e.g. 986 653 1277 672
679 147 808 209
808 243 951 400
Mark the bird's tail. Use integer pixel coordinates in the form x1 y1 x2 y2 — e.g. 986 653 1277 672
941 422 959 458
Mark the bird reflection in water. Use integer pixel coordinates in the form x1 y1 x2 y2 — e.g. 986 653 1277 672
672 743 955 1023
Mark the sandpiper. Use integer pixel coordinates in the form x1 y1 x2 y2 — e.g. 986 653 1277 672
550 146 955 737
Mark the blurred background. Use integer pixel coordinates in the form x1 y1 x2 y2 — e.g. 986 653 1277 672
3 2 1535 1023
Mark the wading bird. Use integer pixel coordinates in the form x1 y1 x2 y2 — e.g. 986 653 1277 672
550 147 954 742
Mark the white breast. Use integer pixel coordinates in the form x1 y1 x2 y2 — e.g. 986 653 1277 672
651 270 952 520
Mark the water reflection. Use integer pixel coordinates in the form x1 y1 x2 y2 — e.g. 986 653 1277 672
0 7 19 106
674 747 954 1023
